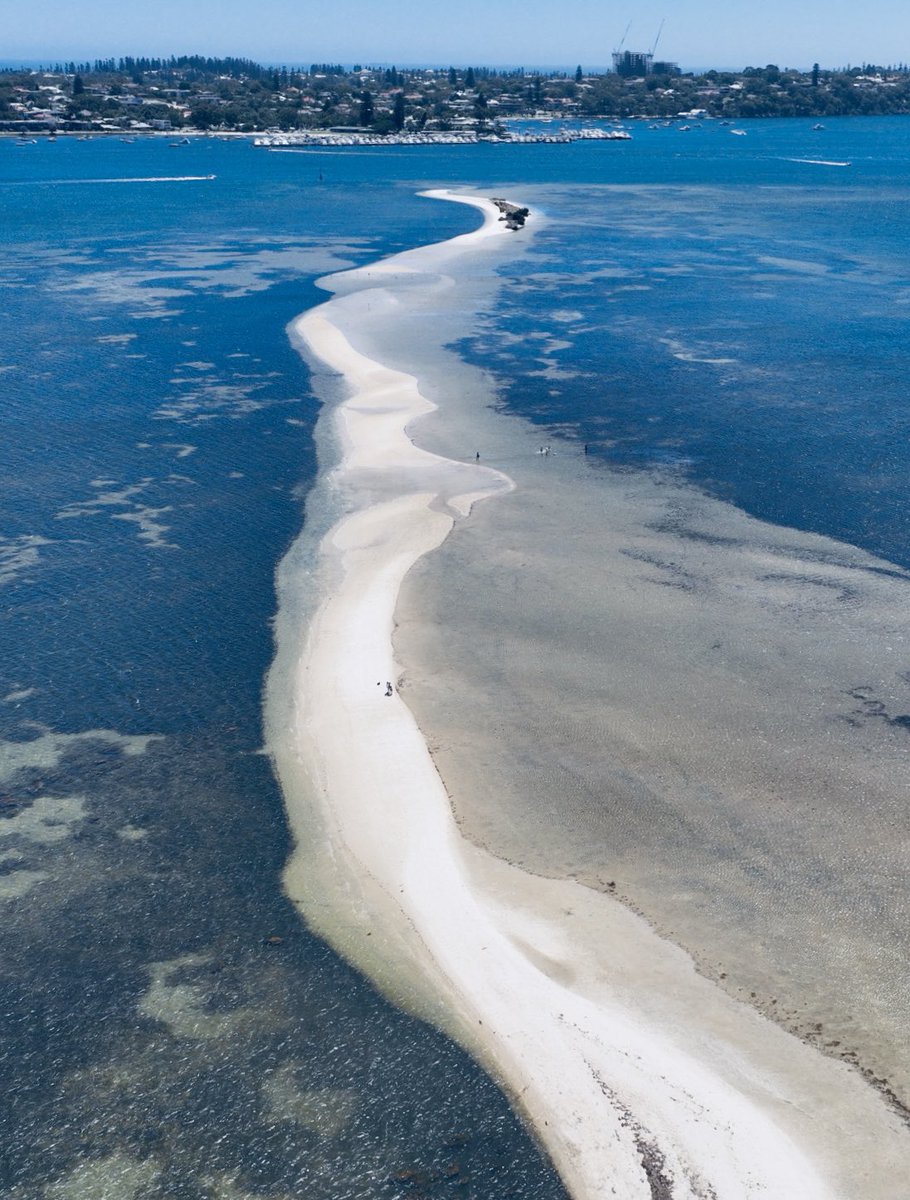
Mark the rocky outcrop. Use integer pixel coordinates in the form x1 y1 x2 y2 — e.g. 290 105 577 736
491 197 530 230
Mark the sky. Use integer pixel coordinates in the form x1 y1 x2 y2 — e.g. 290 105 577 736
3 0 909 72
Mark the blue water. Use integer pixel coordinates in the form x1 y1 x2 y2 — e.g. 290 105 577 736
0 137 568 1198
464 122 910 567
2 119 910 1194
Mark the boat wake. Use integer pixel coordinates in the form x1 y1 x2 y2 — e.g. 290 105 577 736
6 175 219 186
783 158 851 167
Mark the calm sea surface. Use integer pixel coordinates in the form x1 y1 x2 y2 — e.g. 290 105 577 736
2 119 908 1194
471 119 910 568
0 135 566 1199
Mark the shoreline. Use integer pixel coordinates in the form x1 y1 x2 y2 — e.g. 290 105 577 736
267 189 909 1197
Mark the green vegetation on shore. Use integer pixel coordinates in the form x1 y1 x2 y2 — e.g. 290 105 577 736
3 56 910 135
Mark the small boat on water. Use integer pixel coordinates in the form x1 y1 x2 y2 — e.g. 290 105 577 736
730 128 747 136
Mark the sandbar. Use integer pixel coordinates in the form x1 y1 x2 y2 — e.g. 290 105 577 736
267 190 910 1198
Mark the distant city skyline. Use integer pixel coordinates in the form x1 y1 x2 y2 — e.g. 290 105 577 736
4 0 909 72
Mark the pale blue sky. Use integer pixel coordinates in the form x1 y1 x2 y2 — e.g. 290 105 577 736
4 0 909 71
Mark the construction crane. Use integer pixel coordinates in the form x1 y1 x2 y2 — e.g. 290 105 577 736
615 20 633 53
650 18 665 57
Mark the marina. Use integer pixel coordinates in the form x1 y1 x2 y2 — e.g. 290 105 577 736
252 126 633 147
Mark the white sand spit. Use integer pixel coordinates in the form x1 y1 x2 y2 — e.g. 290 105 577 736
269 192 906 1199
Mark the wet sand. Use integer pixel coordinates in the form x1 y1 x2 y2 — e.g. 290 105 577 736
268 190 910 1198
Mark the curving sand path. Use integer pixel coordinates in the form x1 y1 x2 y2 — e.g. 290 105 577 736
268 191 910 1199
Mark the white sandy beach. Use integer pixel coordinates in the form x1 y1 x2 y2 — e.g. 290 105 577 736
268 191 910 1198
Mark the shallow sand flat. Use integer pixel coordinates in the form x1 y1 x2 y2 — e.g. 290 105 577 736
398 448 910 1115
397 465 910 1197
270 192 910 1198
